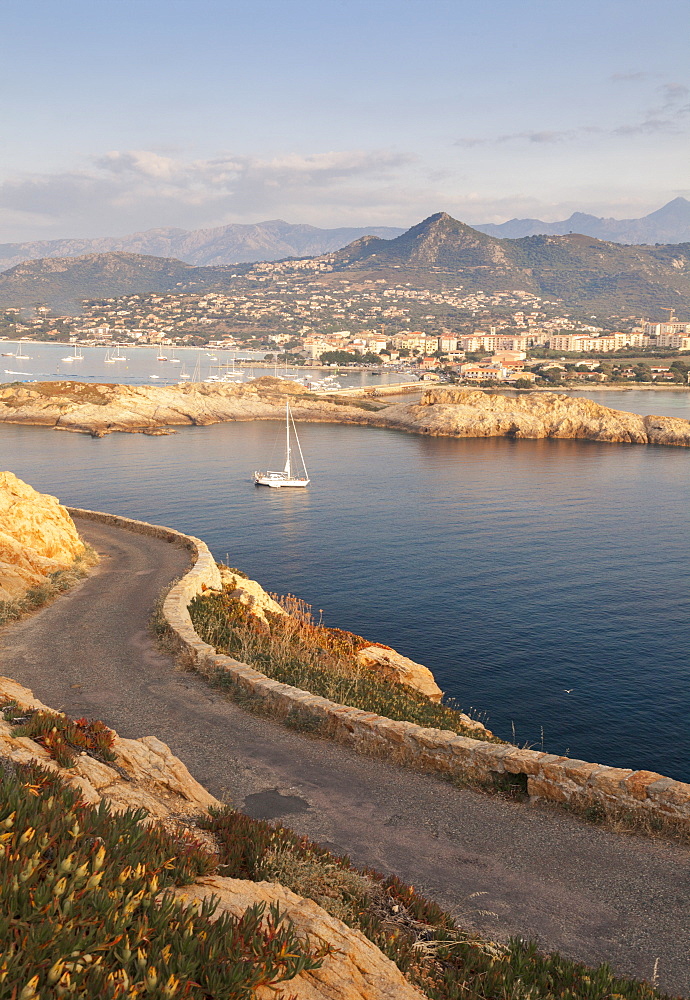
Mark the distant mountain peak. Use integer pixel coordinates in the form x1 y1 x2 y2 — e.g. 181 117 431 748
474 198 690 244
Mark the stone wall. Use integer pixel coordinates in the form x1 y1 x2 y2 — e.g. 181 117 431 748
70 507 690 826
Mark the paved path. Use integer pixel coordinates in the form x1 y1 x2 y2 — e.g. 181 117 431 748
1 517 688 995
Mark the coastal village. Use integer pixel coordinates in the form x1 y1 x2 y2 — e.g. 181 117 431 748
2 274 689 385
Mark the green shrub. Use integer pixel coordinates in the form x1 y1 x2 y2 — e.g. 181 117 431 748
0 762 326 998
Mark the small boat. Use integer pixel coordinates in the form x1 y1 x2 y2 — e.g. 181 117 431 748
254 399 310 488
111 344 127 362
61 343 84 363
103 349 116 363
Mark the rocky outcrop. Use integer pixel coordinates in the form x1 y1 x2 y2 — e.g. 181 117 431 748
356 644 443 702
398 387 690 446
219 566 287 622
1 378 689 447
0 378 386 437
0 676 218 824
171 876 424 1000
0 471 87 601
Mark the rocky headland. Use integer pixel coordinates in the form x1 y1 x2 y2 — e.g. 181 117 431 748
0 471 91 602
1 376 689 447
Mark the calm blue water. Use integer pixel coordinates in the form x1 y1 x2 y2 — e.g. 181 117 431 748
1 393 689 780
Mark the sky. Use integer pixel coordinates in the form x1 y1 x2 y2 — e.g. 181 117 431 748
1 0 689 241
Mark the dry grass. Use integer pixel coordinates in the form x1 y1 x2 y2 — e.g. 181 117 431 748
189 589 505 742
0 544 99 628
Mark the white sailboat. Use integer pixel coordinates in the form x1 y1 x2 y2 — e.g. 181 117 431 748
15 341 31 359
254 400 310 488
111 343 127 361
61 343 84 362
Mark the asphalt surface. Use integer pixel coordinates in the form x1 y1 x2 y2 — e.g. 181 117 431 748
1 517 688 995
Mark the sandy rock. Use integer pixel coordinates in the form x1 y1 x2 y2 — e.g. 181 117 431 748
0 471 86 600
170 876 424 1000
1 379 688 448
356 644 443 702
219 567 286 622
403 388 690 446
0 675 219 822
0 378 379 437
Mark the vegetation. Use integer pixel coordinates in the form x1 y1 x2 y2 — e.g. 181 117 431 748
203 806 674 1000
0 547 98 628
1 698 117 769
0 761 325 998
320 349 382 365
188 590 504 742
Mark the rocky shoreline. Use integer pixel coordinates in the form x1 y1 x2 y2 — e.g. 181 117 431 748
1 376 689 446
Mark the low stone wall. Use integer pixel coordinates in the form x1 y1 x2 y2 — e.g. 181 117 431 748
70 507 690 827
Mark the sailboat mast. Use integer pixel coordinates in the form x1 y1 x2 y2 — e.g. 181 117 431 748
284 398 292 477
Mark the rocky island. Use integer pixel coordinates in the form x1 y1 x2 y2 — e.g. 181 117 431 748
1 377 689 446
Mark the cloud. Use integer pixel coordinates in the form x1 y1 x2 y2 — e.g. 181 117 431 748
457 127 601 147
610 71 656 83
456 79 689 148
0 149 416 239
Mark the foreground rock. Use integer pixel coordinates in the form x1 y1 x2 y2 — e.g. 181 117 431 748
0 676 219 823
1 377 689 448
0 471 88 601
355 644 443 702
171 876 424 1000
0 675 423 1000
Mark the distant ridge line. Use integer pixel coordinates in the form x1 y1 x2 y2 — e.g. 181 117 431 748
1 198 689 272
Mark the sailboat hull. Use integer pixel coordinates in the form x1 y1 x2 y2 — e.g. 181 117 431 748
254 472 309 488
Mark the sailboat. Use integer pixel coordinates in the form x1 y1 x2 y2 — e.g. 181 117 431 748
254 400 310 488
61 343 84 363
15 341 31 359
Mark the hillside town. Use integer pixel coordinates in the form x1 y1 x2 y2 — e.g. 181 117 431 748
1 275 689 385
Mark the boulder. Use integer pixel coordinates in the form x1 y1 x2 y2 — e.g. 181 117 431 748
356 644 443 702
170 876 425 1000
0 471 86 600
219 566 286 622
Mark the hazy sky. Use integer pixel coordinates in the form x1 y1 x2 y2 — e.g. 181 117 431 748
2 0 689 240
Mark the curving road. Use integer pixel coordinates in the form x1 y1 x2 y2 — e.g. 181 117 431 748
1 516 688 996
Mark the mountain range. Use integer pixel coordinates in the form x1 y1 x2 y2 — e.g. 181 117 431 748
1 213 689 316
1 199 689 274
474 197 690 244
0 221 405 273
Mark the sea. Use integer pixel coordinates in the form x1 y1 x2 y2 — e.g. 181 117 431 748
1 348 689 781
